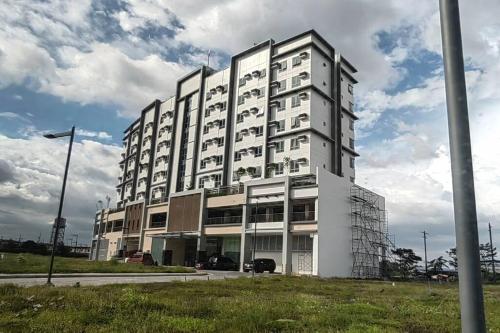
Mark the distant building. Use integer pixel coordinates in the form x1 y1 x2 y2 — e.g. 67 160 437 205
90 30 388 278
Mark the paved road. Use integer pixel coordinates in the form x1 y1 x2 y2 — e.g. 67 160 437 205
0 270 252 287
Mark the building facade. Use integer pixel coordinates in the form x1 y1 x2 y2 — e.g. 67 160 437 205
90 30 387 278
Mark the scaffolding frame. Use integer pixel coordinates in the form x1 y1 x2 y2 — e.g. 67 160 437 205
351 185 391 279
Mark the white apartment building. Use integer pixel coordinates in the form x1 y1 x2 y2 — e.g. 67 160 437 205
91 30 387 278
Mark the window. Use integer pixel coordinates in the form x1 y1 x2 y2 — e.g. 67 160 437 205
205 109 210 117
277 120 285 133
349 101 354 112
275 141 284 153
219 119 226 129
257 87 265 98
238 95 245 105
235 132 243 142
275 162 284 175
215 155 223 166
349 138 355 149
234 151 241 161
203 125 209 134
206 92 212 100
292 56 301 67
255 126 264 137
350 176 355 183
292 235 313 251
278 80 286 92
350 157 355 168
278 98 286 112
348 84 353 94
279 60 287 72
290 138 300 150
291 117 300 129
254 146 262 157
349 119 354 130
237 114 244 123
292 95 301 107
213 174 222 188
292 75 301 88
239 78 246 86
199 177 206 189
150 213 167 228
259 69 266 78
200 160 207 169
290 160 299 173
254 235 283 251
218 137 224 147
220 101 227 111
222 84 228 93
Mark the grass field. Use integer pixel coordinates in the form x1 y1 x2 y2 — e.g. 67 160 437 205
0 253 194 274
0 276 499 332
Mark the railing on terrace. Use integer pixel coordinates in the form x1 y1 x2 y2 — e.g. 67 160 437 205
249 213 284 223
150 221 166 228
108 207 124 214
290 174 317 187
150 195 168 205
206 184 244 198
290 211 316 222
205 216 242 225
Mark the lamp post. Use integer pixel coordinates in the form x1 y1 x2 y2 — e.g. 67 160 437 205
439 1 486 331
44 126 75 285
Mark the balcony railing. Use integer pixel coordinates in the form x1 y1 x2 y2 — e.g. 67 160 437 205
205 216 242 225
150 195 168 205
290 174 316 187
249 213 284 223
290 211 316 222
108 207 124 214
206 184 244 198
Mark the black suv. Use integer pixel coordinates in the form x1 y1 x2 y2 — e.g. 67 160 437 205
195 255 238 271
243 258 276 273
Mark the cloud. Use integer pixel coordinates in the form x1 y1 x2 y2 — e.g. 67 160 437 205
0 133 121 243
0 112 31 122
76 129 113 140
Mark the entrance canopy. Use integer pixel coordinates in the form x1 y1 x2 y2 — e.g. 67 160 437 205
148 232 199 239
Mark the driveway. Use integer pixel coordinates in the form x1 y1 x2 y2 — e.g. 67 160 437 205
0 270 251 287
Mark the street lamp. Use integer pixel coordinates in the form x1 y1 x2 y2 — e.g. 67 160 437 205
44 126 75 285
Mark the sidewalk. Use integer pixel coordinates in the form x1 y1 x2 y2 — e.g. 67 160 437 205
0 272 208 279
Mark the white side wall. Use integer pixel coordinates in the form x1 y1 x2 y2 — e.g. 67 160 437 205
317 167 352 277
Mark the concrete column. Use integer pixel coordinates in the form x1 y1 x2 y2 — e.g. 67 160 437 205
282 177 292 275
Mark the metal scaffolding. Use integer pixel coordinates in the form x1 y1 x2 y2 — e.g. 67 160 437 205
351 185 391 279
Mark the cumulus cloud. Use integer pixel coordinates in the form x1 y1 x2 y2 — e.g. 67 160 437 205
0 133 121 243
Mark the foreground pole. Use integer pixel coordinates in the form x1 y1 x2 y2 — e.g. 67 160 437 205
439 1 486 332
489 223 496 283
47 126 75 285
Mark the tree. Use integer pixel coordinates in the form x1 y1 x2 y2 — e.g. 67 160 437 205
479 242 497 279
446 247 458 270
428 256 449 275
391 248 422 279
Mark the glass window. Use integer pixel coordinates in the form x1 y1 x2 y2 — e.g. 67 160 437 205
234 151 241 161
350 157 355 168
239 78 246 86
279 60 287 72
255 146 262 157
292 75 301 88
348 84 353 94
292 56 301 67
277 120 285 133
278 80 286 92
275 141 284 153
291 117 300 129
290 160 299 173
255 126 264 137
290 138 299 150
291 95 301 108
275 162 284 175
278 98 286 112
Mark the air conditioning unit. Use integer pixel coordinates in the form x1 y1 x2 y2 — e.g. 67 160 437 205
252 70 261 77
299 92 308 99
250 107 259 114
297 157 308 164
298 113 308 120
244 73 252 80
299 71 308 79
299 51 309 59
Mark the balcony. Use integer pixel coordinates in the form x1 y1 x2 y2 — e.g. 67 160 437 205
206 184 244 198
290 211 316 222
290 174 316 187
150 195 168 205
249 213 284 223
205 216 242 225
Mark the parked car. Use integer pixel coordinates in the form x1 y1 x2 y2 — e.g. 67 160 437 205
126 252 154 265
243 258 276 273
195 255 238 270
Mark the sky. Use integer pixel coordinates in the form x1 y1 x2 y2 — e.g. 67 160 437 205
0 0 499 262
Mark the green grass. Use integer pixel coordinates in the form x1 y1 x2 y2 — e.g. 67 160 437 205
0 253 194 274
0 277 499 332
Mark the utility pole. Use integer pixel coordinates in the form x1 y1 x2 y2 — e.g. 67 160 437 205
439 1 486 331
422 231 428 276
252 199 258 278
489 223 496 283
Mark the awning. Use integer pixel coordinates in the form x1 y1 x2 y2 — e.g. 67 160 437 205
148 232 200 239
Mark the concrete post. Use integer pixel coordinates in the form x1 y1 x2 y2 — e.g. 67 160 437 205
282 177 292 275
